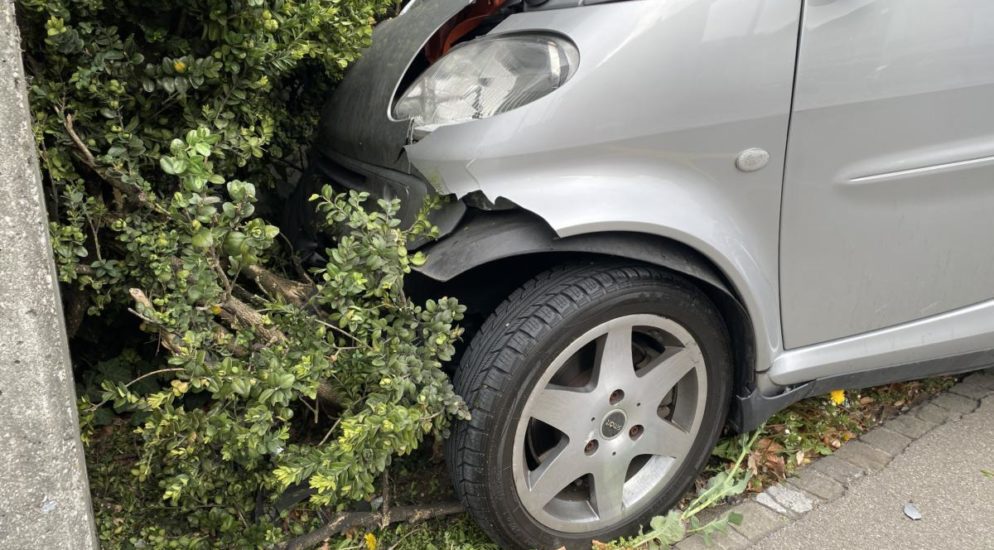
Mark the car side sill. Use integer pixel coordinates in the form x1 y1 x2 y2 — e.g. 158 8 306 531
731 347 994 433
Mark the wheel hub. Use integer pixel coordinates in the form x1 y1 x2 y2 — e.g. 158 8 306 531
512 314 709 533
600 409 627 439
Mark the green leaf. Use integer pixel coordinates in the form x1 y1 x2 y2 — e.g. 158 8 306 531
648 510 686 545
159 156 187 175
191 229 213 249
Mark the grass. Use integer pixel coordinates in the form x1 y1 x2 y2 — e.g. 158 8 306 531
85 377 955 549
711 377 955 490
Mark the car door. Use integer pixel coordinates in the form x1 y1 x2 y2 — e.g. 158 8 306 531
779 0 994 349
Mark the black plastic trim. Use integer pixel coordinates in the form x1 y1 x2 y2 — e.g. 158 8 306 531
414 209 757 395
731 348 994 433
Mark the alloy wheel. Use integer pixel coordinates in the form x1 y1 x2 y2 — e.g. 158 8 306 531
511 314 708 532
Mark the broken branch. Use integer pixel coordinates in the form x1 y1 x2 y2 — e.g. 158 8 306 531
278 502 464 550
244 264 316 307
129 288 184 354
220 295 286 344
63 113 136 200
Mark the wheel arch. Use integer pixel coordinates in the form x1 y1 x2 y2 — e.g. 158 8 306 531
413 209 758 412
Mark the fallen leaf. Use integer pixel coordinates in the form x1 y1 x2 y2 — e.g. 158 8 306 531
795 450 805 466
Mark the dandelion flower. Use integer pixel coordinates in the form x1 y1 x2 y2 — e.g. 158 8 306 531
829 389 845 405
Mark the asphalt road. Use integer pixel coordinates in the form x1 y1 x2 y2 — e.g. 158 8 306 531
751 395 994 549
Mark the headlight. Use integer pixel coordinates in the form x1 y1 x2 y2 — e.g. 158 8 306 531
393 34 579 133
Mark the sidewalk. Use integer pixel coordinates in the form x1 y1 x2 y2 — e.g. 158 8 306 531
677 370 994 550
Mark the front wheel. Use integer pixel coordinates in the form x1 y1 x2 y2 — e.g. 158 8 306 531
446 263 732 549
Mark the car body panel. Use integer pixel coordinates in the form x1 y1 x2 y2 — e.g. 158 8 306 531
310 0 994 407
780 0 994 347
770 296 994 385
312 0 470 171
406 0 803 373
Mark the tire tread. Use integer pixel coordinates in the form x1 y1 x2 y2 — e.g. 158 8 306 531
446 263 726 548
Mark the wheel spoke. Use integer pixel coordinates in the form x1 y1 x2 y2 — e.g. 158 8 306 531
511 312 710 532
634 346 697 400
594 325 636 390
528 386 595 436
524 441 589 509
591 457 629 520
635 416 694 459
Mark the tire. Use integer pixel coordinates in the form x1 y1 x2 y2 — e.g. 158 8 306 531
445 262 732 550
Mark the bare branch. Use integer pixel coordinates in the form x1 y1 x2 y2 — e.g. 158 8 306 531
278 502 464 550
129 288 184 354
220 295 286 344
61 112 166 215
244 264 315 307
63 113 133 199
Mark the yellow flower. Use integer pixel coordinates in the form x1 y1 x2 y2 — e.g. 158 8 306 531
364 532 377 550
829 389 846 405
173 60 187 74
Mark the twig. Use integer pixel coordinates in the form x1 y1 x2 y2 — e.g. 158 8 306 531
129 288 184 354
317 418 341 447
299 397 318 419
86 212 103 261
277 502 464 550
313 318 370 350
61 111 168 216
63 112 132 202
277 233 314 284
87 367 185 411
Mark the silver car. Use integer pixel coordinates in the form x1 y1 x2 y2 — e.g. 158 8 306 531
286 1 994 547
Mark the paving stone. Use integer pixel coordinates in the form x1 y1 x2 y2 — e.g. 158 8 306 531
675 529 751 550
711 529 751 550
755 492 789 515
674 534 710 550
948 380 992 399
859 427 912 456
931 392 979 414
916 402 960 424
964 371 994 390
810 455 865 486
728 501 789 541
786 469 845 501
833 441 890 472
765 484 815 515
883 414 935 439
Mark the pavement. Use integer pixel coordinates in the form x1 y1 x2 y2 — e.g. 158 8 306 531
675 369 994 550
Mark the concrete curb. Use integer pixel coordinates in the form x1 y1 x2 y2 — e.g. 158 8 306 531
674 369 994 549
0 1 98 547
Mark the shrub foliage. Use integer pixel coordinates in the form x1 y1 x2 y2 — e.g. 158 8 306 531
17 0 468 546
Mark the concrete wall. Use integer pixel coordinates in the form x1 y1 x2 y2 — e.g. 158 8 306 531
0 1 99 547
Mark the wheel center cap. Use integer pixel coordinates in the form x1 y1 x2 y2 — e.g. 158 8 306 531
600 409 627 439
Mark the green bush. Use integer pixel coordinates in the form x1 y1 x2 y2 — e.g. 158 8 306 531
17 0 468 547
